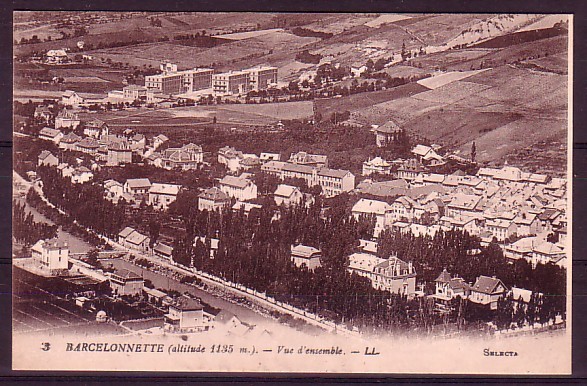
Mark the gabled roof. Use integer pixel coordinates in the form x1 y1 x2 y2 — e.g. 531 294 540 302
125 178 152 189
220 175 253 189
38 150 55 160
118 226 136 238
62 90 78 98
85 119 107 129
39 127 62 138
435 268 452 283
448 194 481 210
318 168 352 179
471 275 506 294
154 243 173 256
533 241 564 256
199 187 229 201
291 244 321 258
149 183 181 195
352 198 391 215
214 310 241 324
153 134 169 142
126 231 148 245
113 269 142 280
374 120 402 134
172 296 203 312
61 132 81 143
274 184 300 198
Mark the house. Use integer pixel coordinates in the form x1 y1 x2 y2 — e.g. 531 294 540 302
371 256 417 296
57 163 74 178
362 157 392 176
164 297 207 332
75 137 100 154
103 179 125 203
347 252 386 283
152 134 169 150
485 218 517 242
288 151 328 168
117 227 150 252
54 108 80 129
117 227 136 245
238 156 261 171
109 269 144 296
219 175 258 201
143 287 168 305
83 119 109 139
290 245 322 271
123 84 148 101
513 212 541 236
38 150 59 167
125 230 151 253
531 241 565 267
31 238 69 273
351 198 393 237
59 132 81 151
34 106 53 123
441 215 483 237
39 127 63 144
537 208 561 234
194 236 220 259
274 184 303 207
198 187 230 212
154 243 174 260
213 310 251 335
372 121 403 147
148 183 181 210
160 143 203 170
106 141 133 166
432 269 470 302
396 159 426 181
62 90 84 107
446 194 482 218
232 201 263 216
129 134 147 153
71 166 93 184
46 49 68 64
412 144 444 166
317 168 355 197
124 178 152 197
260 152 281 163
469 275 507 310
391 196 424 223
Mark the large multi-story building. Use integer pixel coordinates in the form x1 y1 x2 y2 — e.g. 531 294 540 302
245 65 278 91
261 160 355 198
145 63 214 95
212 70 251 95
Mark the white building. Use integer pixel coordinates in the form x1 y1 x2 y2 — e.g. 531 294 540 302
351 198 393 237
148 183 181 210
218 175 258 201
274 184 303 207
31 238 69 273
290 245 322 271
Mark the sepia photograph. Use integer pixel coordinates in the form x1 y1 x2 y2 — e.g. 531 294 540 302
11 11 571 374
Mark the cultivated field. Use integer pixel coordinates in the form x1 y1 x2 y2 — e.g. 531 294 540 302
218 101 314 120
416 69 490 89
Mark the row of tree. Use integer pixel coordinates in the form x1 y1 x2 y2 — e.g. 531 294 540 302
12 200 58 246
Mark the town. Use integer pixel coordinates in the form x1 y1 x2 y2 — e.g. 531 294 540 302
13 12 568 340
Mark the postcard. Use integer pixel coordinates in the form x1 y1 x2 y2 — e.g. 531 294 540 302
12 11 572 374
